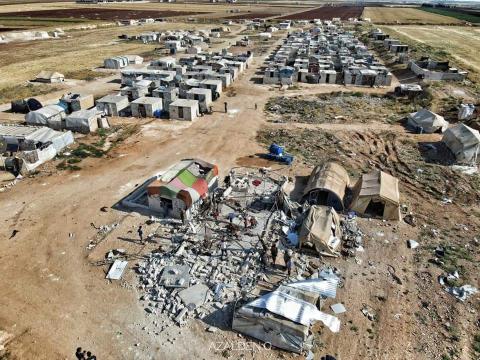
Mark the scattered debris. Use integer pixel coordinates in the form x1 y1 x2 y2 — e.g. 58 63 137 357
106 260 128 280
330 303 346 314
407 240 419 249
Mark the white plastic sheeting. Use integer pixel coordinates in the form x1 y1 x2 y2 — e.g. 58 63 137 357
248 290 340 332
25 105 66 130
287 279 337 298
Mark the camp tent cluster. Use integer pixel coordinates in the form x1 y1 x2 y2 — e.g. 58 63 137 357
302 162 401 221
147 159 219 219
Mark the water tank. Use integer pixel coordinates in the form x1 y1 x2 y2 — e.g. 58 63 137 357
269 143 283 156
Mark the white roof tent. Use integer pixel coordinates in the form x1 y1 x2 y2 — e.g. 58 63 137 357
442 123 480 164
35 71 64 83
96 95 129 116
25 104 66 130
407 108 449 134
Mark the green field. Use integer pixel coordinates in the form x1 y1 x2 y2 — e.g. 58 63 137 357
420 6 480 23
0 16 92 28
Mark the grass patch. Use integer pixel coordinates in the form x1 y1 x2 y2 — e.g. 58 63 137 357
419 7 480 24
0 16 90 27
473 333 480 354
56 124 139 172
0 83 60 104
64 69 110 82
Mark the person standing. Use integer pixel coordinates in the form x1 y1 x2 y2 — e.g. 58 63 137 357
224 102 228 113
137 225 144 244
286 257 294 277
220 238 227 260
283 250 291 271
255 103 258 110
270 243 278 266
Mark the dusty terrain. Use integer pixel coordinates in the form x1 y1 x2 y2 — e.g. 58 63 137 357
0 7 479 360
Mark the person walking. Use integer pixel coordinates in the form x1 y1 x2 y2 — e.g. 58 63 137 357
254 103 258 110
224 102 228 113
137 225 144 244
270 243 278 266
75 348 84 360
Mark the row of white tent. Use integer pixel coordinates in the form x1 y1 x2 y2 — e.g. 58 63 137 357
407 107 479 164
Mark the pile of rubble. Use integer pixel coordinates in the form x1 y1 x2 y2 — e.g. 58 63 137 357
136 235 265 326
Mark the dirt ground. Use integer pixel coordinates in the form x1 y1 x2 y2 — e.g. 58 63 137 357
0 16 479 360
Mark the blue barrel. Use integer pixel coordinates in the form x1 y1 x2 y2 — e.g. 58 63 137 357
153 109 162 118
269 143 284 156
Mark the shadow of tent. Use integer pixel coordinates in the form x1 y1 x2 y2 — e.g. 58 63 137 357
250 77 263 84
201 302 235 331
107 78 122 84
289 175 309 202
418 141 456 165
111 176 158 216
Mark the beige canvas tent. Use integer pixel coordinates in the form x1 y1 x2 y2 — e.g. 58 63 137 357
350 170 401 220
298 205 342 257
303 162 350 211
442 123 480 164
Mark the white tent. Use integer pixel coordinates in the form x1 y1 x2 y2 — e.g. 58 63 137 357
65 108 101 134
407 108 448 133
442 123 480 164
25 105 66 130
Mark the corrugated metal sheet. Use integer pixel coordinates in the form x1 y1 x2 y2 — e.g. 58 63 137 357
247 290 340 332
286 279 337 299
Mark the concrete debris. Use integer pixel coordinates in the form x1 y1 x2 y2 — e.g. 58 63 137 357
206 326 218 333
341 215 364 256
407 240 419 249
106 260 128 280
438 272 478 302
330 303 346 314
361 305 376 321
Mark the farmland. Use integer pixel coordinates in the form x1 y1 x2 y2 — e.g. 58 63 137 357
380 25 480 78
0 8 208 21
224 12 280 20
420 6 480 24
278 5 364 20
363 6 464 25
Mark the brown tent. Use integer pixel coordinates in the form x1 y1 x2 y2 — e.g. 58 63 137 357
350 170 401 220
303 162 350 211
298 205 342 257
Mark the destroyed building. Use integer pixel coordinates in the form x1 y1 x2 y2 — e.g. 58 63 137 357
409 58 468 81
232 279 340 353
146 159 219 219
